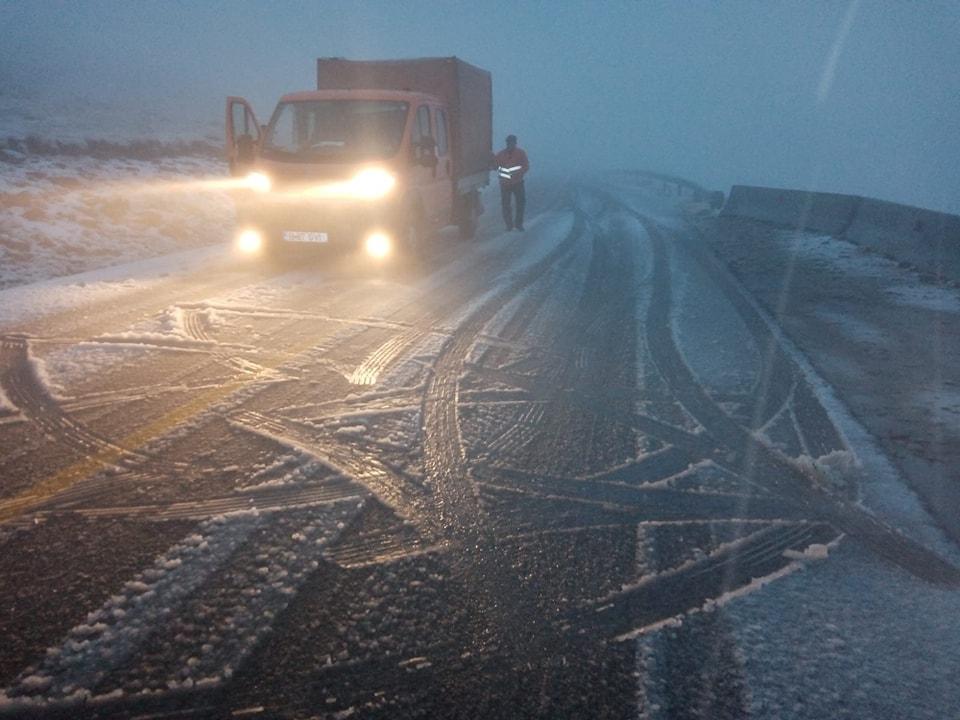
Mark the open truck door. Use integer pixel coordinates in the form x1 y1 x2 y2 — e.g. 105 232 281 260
225 97 262 176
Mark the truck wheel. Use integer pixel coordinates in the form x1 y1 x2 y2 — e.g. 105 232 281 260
457 192 478 240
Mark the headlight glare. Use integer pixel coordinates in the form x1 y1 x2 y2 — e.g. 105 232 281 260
236 229 264 254
364 232 392 259
245 172 272 193
350 168 396 199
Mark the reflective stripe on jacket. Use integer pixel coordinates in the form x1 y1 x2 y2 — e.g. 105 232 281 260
494 147 529 187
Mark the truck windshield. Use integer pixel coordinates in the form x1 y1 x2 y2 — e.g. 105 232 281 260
263 100 408 162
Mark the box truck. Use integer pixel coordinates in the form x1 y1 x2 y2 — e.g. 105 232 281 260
226 57 492 259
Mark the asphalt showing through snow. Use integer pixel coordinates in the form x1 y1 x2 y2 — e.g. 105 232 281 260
0 182 957 719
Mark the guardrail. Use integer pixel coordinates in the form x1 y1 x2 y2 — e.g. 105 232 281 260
721 185 960 282
612 169 724 208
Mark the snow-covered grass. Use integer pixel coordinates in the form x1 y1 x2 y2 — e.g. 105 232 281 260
0 81 235 290
0 153 234 289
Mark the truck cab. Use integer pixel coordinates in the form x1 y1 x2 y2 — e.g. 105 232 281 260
226 57 491 260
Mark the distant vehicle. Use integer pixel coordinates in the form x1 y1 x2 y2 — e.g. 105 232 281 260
226 57 492 260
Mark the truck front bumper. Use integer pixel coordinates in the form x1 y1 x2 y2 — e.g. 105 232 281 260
237 196 400 253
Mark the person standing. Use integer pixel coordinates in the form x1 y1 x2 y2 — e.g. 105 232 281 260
494 134 529 231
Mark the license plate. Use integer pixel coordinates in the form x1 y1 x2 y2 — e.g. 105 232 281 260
283 231 328 244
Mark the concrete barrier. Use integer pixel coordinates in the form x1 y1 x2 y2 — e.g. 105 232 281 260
721 185 960 282
613 169 712 201
721 185 861 236
845 198 960 281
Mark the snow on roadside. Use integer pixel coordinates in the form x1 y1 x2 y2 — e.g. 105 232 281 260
0 153 234 290
725 539 960 720
776 231 883 276
792 449 860 498
712 230 960 563
0 244 228 331
777 229 960 314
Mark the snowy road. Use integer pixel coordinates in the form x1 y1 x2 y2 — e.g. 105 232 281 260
1 180 958 719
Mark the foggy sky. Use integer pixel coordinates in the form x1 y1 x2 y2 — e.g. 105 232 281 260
2 0 960 214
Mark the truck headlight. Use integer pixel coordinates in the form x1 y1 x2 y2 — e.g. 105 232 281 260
245 172 272 193
364 231 392 259
236 228 264 254
350 168 396 199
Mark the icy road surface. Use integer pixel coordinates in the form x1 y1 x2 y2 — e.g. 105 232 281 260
0 181 958 719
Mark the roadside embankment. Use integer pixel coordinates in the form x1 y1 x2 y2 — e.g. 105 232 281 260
722 186 960 283
699 211 960 547
0 152 233 289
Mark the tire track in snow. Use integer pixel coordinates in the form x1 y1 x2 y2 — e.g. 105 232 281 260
181 307 212 344
0 212 567 523
347 327 434 386
411 205 650 716
571 522 836 641
345 212 576 387
0 277 429 521
0 334 153 466
47 477 364 522
0 503 358 710
0 206 599 716
635 213 960 587
226 413 434 538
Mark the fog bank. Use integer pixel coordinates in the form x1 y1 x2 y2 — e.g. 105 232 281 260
2 0 959 213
